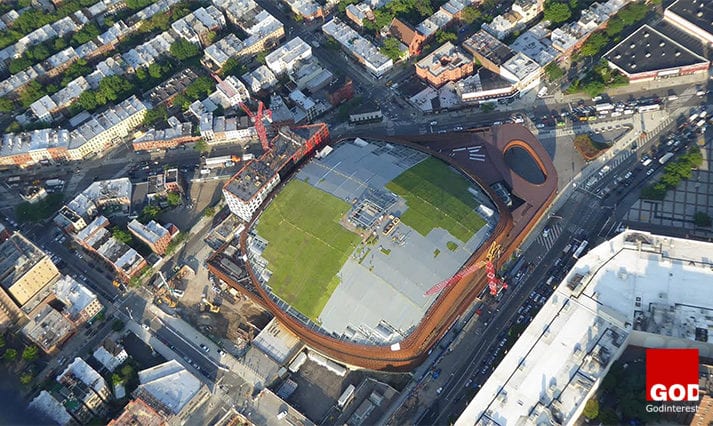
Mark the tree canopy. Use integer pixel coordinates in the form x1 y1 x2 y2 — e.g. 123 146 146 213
170 39 201 61
380 37 402 61
543 1 572 25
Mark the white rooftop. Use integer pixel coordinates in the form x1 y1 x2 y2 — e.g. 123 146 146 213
137 359 202 414
29 391 71 426
53 275 100 322
457 230 713 426
58 357 107 394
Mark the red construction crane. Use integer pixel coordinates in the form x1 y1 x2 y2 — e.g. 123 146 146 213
424 242 508 296
210 73 272 152
239 101 272 153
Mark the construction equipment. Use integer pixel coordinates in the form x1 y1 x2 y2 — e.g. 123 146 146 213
155 286 177 308
239 101 272 152
210 73 273 152
424 242 508 296
154 272 178 307
202 297 221 313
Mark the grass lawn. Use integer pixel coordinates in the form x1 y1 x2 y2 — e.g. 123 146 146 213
256 180 360 321
386 157 486 242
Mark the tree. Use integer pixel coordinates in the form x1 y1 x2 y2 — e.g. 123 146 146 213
219 57 247 78
3 348 17 362
120 364 135 378
22 345 39 362
111 319 125 332
461 6 482 24
255 51 268 65
112 228 133 244
435 30 457 44
19 372 33 385
204 207 216 217
604 16 625 37
205 30 217 44
170 39 201 60
194 139 210 153
583 398 599 420
140 205 162 222
19 80 47 108
544 63 565 81
136 67 148 81
166 192 181 207
694 212 712 227
544 1 572 24
579 32 609 57
481 103 495 112
0 97 14 113
380 37 402 61
77 90 98 111
0 334 5 349
8 57 33 74
148 63 163 80
143 105 168 126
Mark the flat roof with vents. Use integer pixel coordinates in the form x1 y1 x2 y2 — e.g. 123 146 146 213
666 0 713 42
603 24 708 77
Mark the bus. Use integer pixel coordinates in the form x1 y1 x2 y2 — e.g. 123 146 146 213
595 103 614 113
659 152 674 164
572 240 589 260
637 103 661 113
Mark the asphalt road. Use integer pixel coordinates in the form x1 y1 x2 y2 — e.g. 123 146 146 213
412 100 693 425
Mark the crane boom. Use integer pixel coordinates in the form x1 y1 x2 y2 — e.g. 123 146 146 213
424 242 507 296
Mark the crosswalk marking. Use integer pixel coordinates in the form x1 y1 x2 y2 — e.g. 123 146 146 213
535 222 563 251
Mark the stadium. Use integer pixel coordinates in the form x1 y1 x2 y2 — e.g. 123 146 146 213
210 123 558 370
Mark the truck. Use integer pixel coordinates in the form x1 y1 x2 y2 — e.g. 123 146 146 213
572 240 589 260
659 152 674 164
45 179 65 187
204 155 240 168
595 103 614 113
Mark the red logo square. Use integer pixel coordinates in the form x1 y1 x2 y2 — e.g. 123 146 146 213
646 348 699 401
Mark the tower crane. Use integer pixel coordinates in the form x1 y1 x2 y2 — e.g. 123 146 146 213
424 242 508 296
239 101 272 153
210 73 272 152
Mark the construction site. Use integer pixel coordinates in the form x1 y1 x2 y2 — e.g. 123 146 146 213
207 123 558 370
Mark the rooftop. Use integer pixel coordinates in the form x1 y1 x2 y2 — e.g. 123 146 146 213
23 303 74 352
265 37 312 74
108 398 166 426
224 126 317 202
667 0 713 38
457 230 713 425
323 18 393 73
58 357 107 394
604 24 709 75
510 29 558 67
81 178 132 206
68 96 147 150
0 233 48 292
128 220 170 245
53 275 100 322
461 30 514 67
136 360 202 415
251 318 302 363
1 128 71 158
416 42 472 77
501 52 540 81
29 391 72 426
